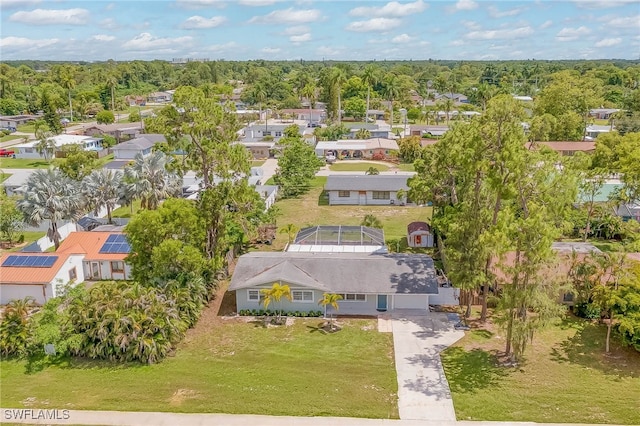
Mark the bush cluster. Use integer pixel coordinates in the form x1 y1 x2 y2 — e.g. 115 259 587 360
238 309 323 318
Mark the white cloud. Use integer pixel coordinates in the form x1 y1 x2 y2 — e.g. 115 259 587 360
206 42 237 52
346 18 402 32
100 18 119 30
488 5 526 18
0 36 58 50
461 20 481 30
449 39 465 46
239 0 279 5
283 25 309 35
391 33 414 43
602 14 640 28
572 0 636 9
9 8 90 25
317 46 341 57
595 37 622 47
91 34 116 42
556 26 591 41
466 26 534 40
1 0 40 10
105 3 116 11
122 32 193 51
181 15 227 29
261 47 281 53
249 8 322 24
454 0 478 11
539 20 553 29
290 33 311 43
175 0 226 9
349 0 427 18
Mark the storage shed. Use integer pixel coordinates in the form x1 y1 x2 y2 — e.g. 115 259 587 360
407 222 433 248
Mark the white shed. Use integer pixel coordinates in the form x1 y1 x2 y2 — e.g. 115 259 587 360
407 222 433 248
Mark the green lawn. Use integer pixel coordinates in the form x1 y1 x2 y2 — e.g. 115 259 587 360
1 231 47 253
0 172 10 183
0 157 51 169
397 163 415 172
329 162 390 172
266 177 432 251
112 199 143 218
16 124 36 133
0 134 23 143
442 316 640 424
0 318 398 418
251 160 266 167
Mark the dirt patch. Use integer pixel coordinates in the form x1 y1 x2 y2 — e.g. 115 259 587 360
168 389 199 406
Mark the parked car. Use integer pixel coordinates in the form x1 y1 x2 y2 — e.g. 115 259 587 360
1 126 17 133
0 148 16 157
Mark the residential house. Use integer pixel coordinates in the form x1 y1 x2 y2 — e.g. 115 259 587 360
526 141 596 156
112 134 166 160
13 135 103 159
84 123 144 141
615 203 640 222
345 123 392 139
2 169 36 196
255 185 279 210
0 114 39 128
585 124 612 140
238 141 276 159
409 125 449 137
315 138 399 160
280 108 326 123
589 108 620 120
229 251 452 315
407 222 434 248
240 120 307 143
147 91 173 103
324 174 410 206
56 232 132 281
367 109 387 120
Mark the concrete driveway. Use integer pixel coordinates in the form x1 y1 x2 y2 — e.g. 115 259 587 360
391 312 464 421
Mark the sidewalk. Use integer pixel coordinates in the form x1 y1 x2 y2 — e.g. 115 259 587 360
0 409 626 426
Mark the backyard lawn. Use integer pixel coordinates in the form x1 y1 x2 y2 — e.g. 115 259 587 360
0 172 10 183
0 316 398 418
266 176 432 251
442 315 640 425
329 162 390 172
0 134 23 143
112 199 143 218
0 157 51 169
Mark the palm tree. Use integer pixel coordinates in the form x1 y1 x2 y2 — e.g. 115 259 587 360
381 73 402 129
437 98 455 125
59 65 76 121
365 167 379 175
301 82 317 125
17 168 84 249
0 297 35 356
260 283 292 324
106 73 118 111
362 65 379 124
123 152 181 210
82 169 123 224
355 128 371 140
251 83 268 130
33 120 55 161
279 223 299 246
361 214 383 229
329 67 347 124
318 293 342 331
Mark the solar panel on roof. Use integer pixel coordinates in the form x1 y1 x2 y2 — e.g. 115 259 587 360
2 255 58 268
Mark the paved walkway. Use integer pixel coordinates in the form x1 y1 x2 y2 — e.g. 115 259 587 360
259 158 278 184
0 409 625 426
390 312 464 421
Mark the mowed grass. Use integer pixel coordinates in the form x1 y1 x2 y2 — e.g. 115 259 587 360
0 154 114 170
0 134 22 143
441 315 640 424
267 177 432 251
0 318 398 418
329 162 390 172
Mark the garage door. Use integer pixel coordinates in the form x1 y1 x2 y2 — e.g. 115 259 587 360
1 285 45 305
393 294 428 310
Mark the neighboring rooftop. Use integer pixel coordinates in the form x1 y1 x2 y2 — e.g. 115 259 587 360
325 174 410 192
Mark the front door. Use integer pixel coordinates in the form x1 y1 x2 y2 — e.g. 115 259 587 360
359 191 366 205
377 294 388 311
91 262 100 279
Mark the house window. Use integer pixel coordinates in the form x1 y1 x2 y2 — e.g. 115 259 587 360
248 289 260 301
111 261 124 273
68 267 77 281
24 148 33 153
372 191 390 200
337 293 366 302
275 131 282 137
263 131 272 136
338 190 350 197
292 290 314 302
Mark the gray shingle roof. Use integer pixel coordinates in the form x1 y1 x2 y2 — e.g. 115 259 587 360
229 252 438 295
324 175 409 192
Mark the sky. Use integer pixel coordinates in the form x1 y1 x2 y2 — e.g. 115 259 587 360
1 0 639 61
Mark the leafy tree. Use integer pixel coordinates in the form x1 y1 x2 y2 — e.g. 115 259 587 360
17 168 84 249
361 214 382 228
398 135 422 163
101 134 117 148
381 73 402 126
260 283 292 325
279 223 299 245
615 262 640 352
40 87 62 135
318 293 343 331
150 240 208 285
59 144 97 180
128 110 141 123
0 193 24 244
343 97 366 121
96 110 115 124
355 128 371 140
81 168 122 224
274 133 323 197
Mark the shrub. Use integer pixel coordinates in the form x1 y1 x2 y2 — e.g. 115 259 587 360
575 302 601 319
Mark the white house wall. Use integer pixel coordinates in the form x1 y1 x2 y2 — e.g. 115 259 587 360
113 148 140 160
51 254 86 297
393 294 429 310
35 223 77 251
1 284 47 305
328 190 403 206
430 287 459 305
